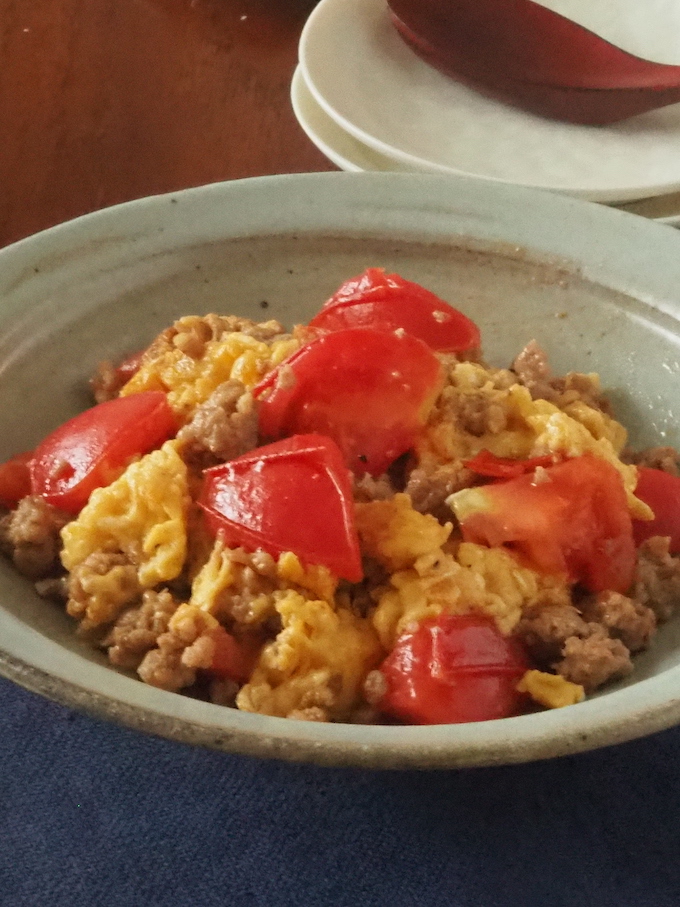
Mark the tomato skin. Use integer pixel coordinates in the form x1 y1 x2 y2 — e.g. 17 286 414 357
463 449 556 479
309 268 481 353
378 614 529 725
0 451 34 508
452 454 635 593
199 434 363 582
254 327 443 476
30 391 177 514
633 467 680 553
210 627 260 683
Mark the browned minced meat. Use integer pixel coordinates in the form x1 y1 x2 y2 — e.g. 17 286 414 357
90 360 127 404
104 589 179 670
405 461 475 516
634 536 680 621
579 590 656 653
137 604 218 692
142 314 289 364
512 340 554 401
515 602 589 664
515 601 633 693
0 496 70 579
176 380 258 467
511 340 611 413
66 551 141 626
353 473 396 504
555 629 633 692
626 446 680 477
457 392 508 437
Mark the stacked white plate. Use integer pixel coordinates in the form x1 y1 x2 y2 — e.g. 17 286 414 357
292 0 680 224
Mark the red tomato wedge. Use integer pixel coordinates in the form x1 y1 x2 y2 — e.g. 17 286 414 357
632 467 680 553
254 327 443 476
378 614 529 725
463 449 557 480
210 627 260 683
309 268 480 353
199 434 363 582
0 451 34 508
451 454 635 593
30 391 177 514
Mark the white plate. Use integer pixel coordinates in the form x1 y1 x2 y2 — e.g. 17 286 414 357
291 66 410 174
292 66 680 225
299 0 680 203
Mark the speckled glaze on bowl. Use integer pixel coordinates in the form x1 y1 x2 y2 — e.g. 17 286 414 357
2 172 680 769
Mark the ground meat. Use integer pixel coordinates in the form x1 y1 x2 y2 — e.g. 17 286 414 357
634 536 680 621
515 600 635 692
66 551 141 628
512 340 554 401
626 446 680 476
175 379 258 467
104 589 180 670
515 602 591 664
363 669 388 706
0 496 70 579
580 590 656 653
90 360 126 403
142 314 289 363
555 628 633 692
208 677 240 707
511 340 611 413
457 392 508 436
137 605 218 692
404 461 475 516
353 473 396 504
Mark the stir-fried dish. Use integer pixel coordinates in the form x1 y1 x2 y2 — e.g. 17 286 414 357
2 268 679 724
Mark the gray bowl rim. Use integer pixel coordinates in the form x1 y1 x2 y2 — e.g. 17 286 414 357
2 170 680 769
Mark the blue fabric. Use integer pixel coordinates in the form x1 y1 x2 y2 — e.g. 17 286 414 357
2 674 680 907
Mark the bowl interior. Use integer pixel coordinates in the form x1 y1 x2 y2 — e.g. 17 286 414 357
2 173 680 767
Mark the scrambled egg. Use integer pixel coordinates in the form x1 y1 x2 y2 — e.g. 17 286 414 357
61 441 190 628
236 591 383 720
121 316 298 421
54 317 649 723
419 360 650 519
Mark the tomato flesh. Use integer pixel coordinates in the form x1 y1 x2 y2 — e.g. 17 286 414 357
309 268 481 353
30 391 177 514
378 614 529 724
463 449 557 479
199 434 363 582
254 327 443 476
0 451 34 508
210 627 260 683
451 454 635 593
632 467 680 553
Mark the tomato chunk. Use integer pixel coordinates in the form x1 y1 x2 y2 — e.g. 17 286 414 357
199 434 363 582
309 268 481 353
378 614 529 724
0 451 34 508
450 454 635 593
210 627 260 683
632 467 680 553
30 391 177 514
254 327 443 476
463 449 556 479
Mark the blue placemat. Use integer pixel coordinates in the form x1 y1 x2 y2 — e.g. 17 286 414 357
2 674 680 907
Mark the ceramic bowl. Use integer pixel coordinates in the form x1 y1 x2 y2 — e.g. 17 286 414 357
2 171 680 768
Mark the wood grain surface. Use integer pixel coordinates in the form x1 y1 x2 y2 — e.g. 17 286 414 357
0 0 333 249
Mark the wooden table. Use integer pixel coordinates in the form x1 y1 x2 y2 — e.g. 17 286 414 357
0 0 333 250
